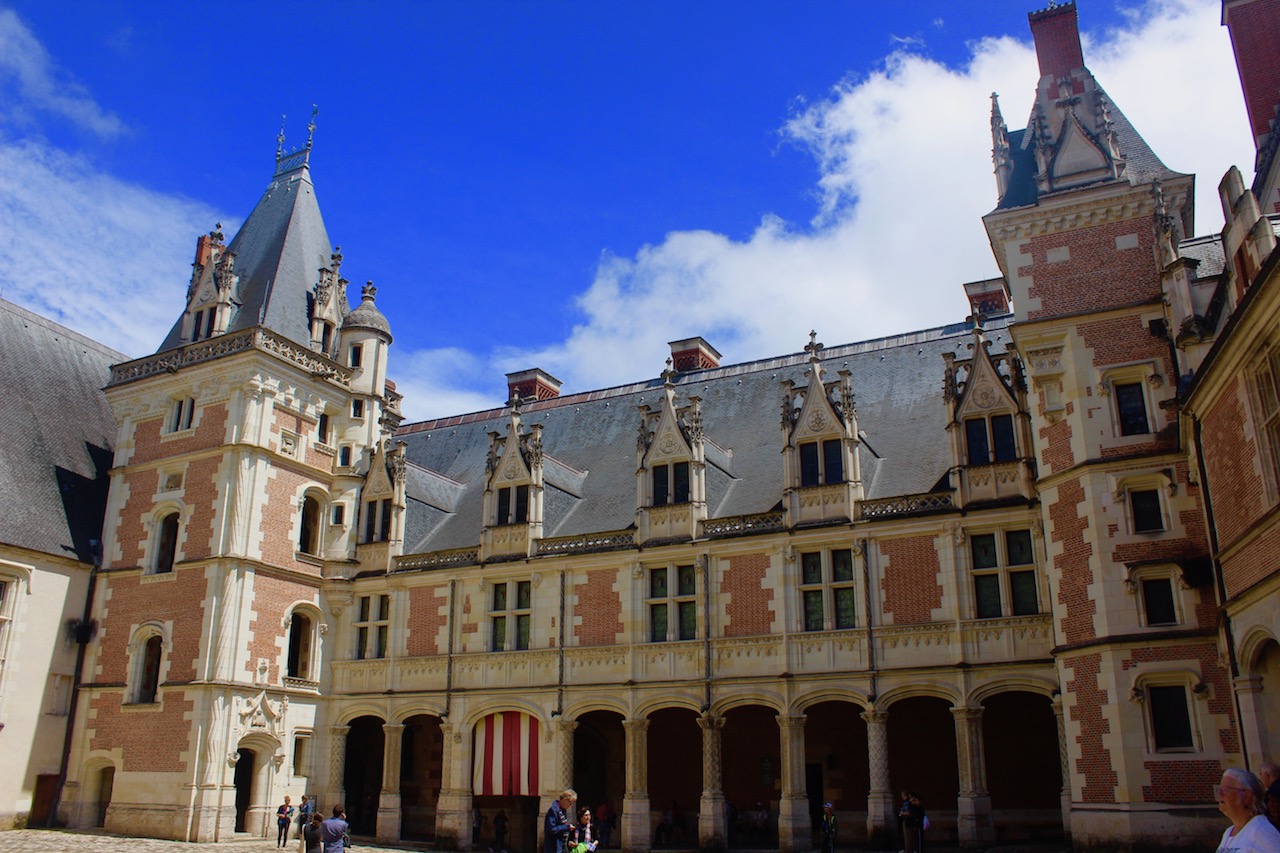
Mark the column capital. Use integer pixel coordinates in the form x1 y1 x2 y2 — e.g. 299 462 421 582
1235 675 1264 694
777 714 806 730
383 722 407 732
950 705 984 723
861 709 888 725
697 714 725 732
623 718 650 733
330 725 351 736
555 718 580 734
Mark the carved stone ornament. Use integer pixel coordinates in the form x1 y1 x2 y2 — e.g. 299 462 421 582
807 409 828 432
971 383 999 410
504 460 519 480
659 432 679 455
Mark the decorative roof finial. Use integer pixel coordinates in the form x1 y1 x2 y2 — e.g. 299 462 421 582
306 105 318 150
276 115 286 158
362 280 377 301
804 330 823 359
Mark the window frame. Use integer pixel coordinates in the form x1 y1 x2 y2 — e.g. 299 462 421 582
798 438 845 487
363 498 393 543
651 461 691 506
495 485 530 525
646 563 698 642
353 593 391 660
298 494 324 556
964 413 1018 464
490 579 532 651
166 397 195 434
152 510 180 574
1138 573 1180 627
286 610 317 681
1138 677 1201 754
0 576 16 696
797 547 857 631
126 626 169 706
1129 488 1166 534
1100 363 1159 441
1250 343 1280 503
968 528 1039 619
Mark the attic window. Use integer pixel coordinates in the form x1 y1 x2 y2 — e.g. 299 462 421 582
496 486 530 525
192 307 216 341
965 414 1017 464
799 439 843 487
320 322 334 353
652 462 690 505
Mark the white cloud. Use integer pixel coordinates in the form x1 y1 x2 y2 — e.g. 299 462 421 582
390 0 1252 421
0 139 224 356
390 348 500 421
0 9 124 138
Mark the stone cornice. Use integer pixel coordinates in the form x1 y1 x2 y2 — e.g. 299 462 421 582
108 326 352 390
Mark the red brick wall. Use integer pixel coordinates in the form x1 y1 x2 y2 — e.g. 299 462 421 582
1142 758 1223 805
111 469 160 569
573 569 622 647
270 408 331 472
89 691 195 772
96 573 205 683
1064 653 1118 803
1051 478 1096 646
1225 0 1280 143
723 553 772 637
131 403 228 466
245 572 314 683
1039 400 1075 474
406 584 447 656
1222 525 1280 598
258 467 316 572
182 456 222 560
1201 378 1268 547
1026 222 1160 321
879 536 942 624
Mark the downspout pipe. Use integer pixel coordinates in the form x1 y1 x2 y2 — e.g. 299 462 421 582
47 540 102 827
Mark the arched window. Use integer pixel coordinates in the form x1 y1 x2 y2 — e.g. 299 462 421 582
154 512 179 573
287 612 314 679
298 496 321 555
135 635 163 704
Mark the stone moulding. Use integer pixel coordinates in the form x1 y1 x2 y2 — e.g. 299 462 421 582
703 511 785 537
537 529 636 556
108 327 353 388
860 491 954 519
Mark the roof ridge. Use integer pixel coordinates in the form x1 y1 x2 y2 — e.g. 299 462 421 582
0 298 131 361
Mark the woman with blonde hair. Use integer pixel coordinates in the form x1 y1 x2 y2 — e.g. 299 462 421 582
1215 768 1280 852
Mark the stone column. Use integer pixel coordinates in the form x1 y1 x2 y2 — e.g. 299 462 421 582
1051 695 1072 842
435 721 471 851
377 723 405 843
776 715 808 853
697 714 727 852
862 709 895 845
1235 676 1270 769
622 718 651 853
328 725 350 816
556 719 579 792
952 706 993 848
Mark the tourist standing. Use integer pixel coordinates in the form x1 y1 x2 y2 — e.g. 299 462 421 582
1215 769 1280 852
545 789 578 853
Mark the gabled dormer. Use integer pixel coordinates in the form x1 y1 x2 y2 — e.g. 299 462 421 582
636 362 707 543
781 332 861 527
310 248 350 359
180 226 237 344
355 440 407 572
480 401 544 560
944 320 1035 508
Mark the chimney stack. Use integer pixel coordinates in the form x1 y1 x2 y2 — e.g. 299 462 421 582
668 337 722 372
506 368 562 402
963 278 1011 320
1028 2 1085 80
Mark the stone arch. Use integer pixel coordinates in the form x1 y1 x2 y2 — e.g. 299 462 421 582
634 691 703 719
233 731 282 837
564 694 629 720
877 681 963 710
78 754 118 829
1239 626 1280 671
334 705 388 727
282 601 324 681
791 687 870 715
965 674 1059 707
459 699 549 734
710 688 785 716
390 703 447 725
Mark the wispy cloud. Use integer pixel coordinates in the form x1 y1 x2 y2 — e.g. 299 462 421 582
0 8 124 138
392 0 1253 421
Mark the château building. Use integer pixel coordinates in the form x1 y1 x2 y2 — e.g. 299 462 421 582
2 2 1279 850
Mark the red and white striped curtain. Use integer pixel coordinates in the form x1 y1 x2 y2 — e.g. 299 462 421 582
473 711 541 796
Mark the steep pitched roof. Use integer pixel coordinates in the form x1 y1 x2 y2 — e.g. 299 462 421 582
0 299 124 563
157 155 334 351
395 317 1011 554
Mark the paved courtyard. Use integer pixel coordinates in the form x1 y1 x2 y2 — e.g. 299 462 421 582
0 832 1074 853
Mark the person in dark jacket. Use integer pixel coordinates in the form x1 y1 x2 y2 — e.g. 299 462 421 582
545 789 578 853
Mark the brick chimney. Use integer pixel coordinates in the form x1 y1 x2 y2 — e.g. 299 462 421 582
669 337 722 372
1028 2 1085 80
1222 0 1280 148
506 368 562 402
963 278 1011 319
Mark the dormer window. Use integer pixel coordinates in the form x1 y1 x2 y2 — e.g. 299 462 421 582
363 498 393 543
799 439 844 486
192 307 216 342
652 462 690 505
320 322 334 354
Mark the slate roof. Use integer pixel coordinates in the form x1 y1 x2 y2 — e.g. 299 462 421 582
0 299 124 564
395 317 1011 554
997 84 1186 210
157 156 334 352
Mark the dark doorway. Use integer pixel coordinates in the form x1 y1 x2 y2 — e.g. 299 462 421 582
30 774 58 826
234 748 255 832
887 697 958 843
982 691 1063 841
344 716 385 836
401 714 444 841
94 766 114 828
648 708 702 848
722 705 779 849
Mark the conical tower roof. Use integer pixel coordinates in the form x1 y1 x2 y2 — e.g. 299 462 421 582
157 142 333 352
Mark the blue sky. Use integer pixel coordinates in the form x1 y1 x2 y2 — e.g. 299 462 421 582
0 0 1256 420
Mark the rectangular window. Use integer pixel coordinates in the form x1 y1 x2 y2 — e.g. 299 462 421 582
339 446 352 467
991 414 1017 461
1148 685 1194 750
491 580 532 651
317 413 330 445
379 498 393 541
965 418 990 464
293 734 310 777
651 462 691 506
496 486 530 524
1256 350 1280 492
352 399 365 419
1142 577 1178 625
0 580 9 686
970 529 1039 618
798 548 857 631
168 398 195 433
354 594 390 660
1115 382 1150 436
1131 489 1164 533
799 440 844 486
350 344 363 368
648 565 697 641
332 504 345 526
